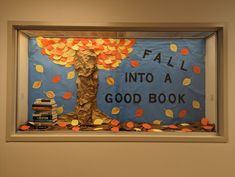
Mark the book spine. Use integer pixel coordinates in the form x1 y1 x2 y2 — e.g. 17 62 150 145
33 115 57 120
32 107 57 111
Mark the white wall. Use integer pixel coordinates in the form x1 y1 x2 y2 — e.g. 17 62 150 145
0 0 235 177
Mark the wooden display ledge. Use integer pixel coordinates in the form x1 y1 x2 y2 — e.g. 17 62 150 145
19 112 215 133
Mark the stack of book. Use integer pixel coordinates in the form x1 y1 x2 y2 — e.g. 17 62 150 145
31 98 57 128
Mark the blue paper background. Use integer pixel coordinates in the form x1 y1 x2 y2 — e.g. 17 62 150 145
28 38 205 124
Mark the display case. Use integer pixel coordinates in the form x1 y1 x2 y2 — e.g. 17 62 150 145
6 22 227 142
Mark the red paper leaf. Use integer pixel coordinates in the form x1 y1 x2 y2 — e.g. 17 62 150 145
192 65 201 74
179 109 187 118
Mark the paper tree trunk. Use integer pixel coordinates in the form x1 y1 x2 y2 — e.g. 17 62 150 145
74 49 111 125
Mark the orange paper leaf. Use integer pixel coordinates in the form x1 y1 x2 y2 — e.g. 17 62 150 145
72 126 80 132
201 117 209 126
111 127 119 133
130 59 140 68
58 122 67 128
20 125 30 131
126 121 134 129
168 124 178 129
63 91 73 100
52 75 61 83
111 119 120 127
181 47 189 55
142 123 152 129
180 128 192 132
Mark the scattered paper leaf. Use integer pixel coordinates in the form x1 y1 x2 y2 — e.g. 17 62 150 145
180 128 192 132
202 125 214 131
181 47 189 55
180 123 190 126
111 127 119 133
111 107 120 115
72 126 80 131
63 91 73 100
168 124 178 129
178 109 187 118
110 119 120 127
148 129 163 132
170 43 177 52
67 70 75 79
32 80 42 89
134 128 142 132
193 65 201 74
165 109 174 118
135 108 144 117
93 118 104 125
93 127 103 131
52 75 61 83
106 76 115 86
126 121 134 129
35 64 44 73
45 90 56 99
19 125 30 131
182 77 191 86
201 117 209 126
192 100 200 109
56 106 64 115
142 123 152 129
152 120 162 125
58 122 67 128
130 59 140 68
71 119 79 126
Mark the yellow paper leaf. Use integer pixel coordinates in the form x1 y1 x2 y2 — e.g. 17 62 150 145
93 118 104 125
56 106 64 115
96 39 104 45
152 120 162 125
71 119 79 126
182 77 192 86
32 80 42 89
111 107 120 115
170 44 177 52
149 129 163 132
128 48 133 53
165 109 174 118
180 123 190 126
36 37 44 47
106 76 115 86
67 70 75 79
192 100 200 109
35 64 44 73
133 128 142 132
45 90 55 99
93 127 103 131
65 64 72 68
